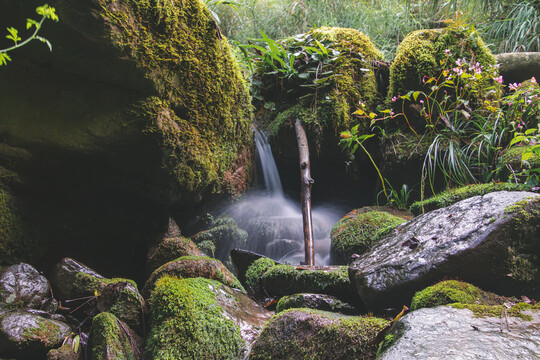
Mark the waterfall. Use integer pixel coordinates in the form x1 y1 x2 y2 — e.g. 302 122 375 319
219 127 343 265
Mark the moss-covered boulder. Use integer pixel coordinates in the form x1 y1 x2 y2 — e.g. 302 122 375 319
50 258 137 301
142 256 244 297
245 257 276 298
146 276 272 359
260 264 356 302
0 0 253 273
146 236 203 275
190 217 248 260
96 282 145 331
0 309 72 358
330 208 407 259
249 309 388 360
409 182 530 215
276 293 359 315
90 312 143 360
500 145 540 180
47 343 81 360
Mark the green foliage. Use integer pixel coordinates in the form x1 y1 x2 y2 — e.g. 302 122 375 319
0 4 59 66
91 312 137 360
146 276 244 359
409 182 529 215
377 180 415 210
330 210 406 258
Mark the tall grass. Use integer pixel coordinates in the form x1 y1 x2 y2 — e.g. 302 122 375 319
216 0 539 59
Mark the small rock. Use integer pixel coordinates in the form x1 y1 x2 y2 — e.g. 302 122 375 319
276 293 360 315
146 236 203 275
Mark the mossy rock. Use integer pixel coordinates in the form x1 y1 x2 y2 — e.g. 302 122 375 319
249 308 388 360
500 145 540 179
90 312 143 360
190 218 248 260
411 280 540 321
260 264 355 302
47 343 80 360
330 209 406 259
409 182 530 215
146 276 245 359
142 256 244 297
146 236 203 275
245 257 276 298
276 293 359 315
96 282 145 331
410 280 510 311
388 27 497 100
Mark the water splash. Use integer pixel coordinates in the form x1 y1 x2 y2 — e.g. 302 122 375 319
219 127 343 265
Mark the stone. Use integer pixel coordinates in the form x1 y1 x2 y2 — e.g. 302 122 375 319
191 218 248 260
330 208 407 260
0 263 50 316
249 309 388 360
496 52 540 85
47 343 81 360
0 309 72 358
96 282 145 331
142 256 245 298
146 276 272 359
378 306 540 359
276 293 360 315
90 312 143 360
229 248 267 285
146 236 203 275
50 258 137 301
349 191 540 312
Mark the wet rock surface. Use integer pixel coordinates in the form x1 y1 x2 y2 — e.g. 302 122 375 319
90 312 143 360
349 192 540 311
378 306 540 359
146 236 203 276
249 308 388 360
0 263 50 316
230 248 268 285
50 258 105 300
276 293 360 314
0 309 72 358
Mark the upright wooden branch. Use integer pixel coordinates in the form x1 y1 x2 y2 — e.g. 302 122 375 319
295 118 315 266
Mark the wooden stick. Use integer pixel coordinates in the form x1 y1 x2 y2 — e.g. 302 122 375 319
295 118 315 266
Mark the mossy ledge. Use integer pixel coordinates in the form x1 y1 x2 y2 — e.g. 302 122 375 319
146 276 245 359
409 183 530 215
410 280 540 321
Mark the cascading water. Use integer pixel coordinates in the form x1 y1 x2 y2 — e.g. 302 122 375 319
220 127 344 265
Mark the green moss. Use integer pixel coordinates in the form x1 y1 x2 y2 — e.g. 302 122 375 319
255 26 382 146
330 211 405 258
275 293 356 314
73 272 137 297
245 257 276 295
410 280 508 311
146 276 244 359
106 284 144 328
388 27 497 101
250 308 388 360
409 182 530 215
96 0 253 195
411 280 540 321
377 333 397 357
501 145 540 173
22 318 63 347
261 265 350 298
196 240 216 257
91 312 136 360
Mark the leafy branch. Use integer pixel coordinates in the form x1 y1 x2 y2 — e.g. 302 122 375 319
0 4 59 66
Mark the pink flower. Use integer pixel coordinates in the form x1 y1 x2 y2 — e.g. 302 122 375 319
494 76 503 84
455 58 462 66
532 77 537 84
420 100 424 104
444 49 451 56
392 96 397 102
509 83 520 91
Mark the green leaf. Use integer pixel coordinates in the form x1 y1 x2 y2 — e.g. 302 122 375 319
0 52 11 66
412 91 422 101
6 27 21 44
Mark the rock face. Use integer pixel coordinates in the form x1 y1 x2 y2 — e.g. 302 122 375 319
349 191 540 311
249 309 388 360
146 276 272 359
146 236 204 275
378 306 540 359
0 309 72 358
496 52 540 84
0 263 50 316
0 0 253 277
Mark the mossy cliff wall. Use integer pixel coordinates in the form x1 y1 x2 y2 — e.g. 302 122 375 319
0 0 253 276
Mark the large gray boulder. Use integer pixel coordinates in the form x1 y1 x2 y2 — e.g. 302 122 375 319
496 52 540 84
0 263 50 316
378 306 540 359
0 309 72 358
349 191 540 311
